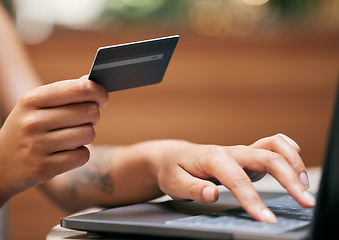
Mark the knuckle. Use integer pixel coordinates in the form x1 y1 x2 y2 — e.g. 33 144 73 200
263 152 287 173
62 147 90 169
20 91 37 108
200 145 227 171
21 114 43 133
203 145 225 162
82 125 96 143
73 147 91 166
30 137 44 153
73 79 92 98
275 133 285 138
229 175 251 190
186 181 201 198
296 145 302 154
86 103 100 124
268 151 284 162
269 134 283 146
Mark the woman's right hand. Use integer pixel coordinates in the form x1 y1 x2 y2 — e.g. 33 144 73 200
0 78 108 206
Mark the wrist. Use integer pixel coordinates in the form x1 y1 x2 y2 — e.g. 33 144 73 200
0 172 16 208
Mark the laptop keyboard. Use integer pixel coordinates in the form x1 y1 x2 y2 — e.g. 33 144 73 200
166 195 314 234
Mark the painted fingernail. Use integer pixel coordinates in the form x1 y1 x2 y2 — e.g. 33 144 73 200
202 187 216 202
299 172 309 188
303 190 316 207
261 208 277 223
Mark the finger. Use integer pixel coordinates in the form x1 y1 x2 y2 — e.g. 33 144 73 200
47 146 90 176
43 124 96 153
208 157 277 223
261 153 315 208
250 134 308 187
35 102 101 131
235 147 316 208
176 145 276 222
278 133 301 151
22 78 108 109
250 134 303 169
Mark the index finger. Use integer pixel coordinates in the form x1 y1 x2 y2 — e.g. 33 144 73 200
23 78 108 109
227 147 316 208
209 158 278 223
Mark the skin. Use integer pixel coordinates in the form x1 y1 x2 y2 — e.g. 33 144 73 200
0 3 315 224
41 134 315 223
0 78 108 206
0 3 40 116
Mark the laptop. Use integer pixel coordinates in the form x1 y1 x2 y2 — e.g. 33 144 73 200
61 81 339 240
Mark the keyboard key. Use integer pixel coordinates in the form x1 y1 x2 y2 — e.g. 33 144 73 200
166 195 314 234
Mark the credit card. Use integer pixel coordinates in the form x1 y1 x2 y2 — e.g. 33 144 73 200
89 35 179 92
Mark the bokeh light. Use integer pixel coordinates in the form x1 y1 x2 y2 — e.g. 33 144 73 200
241 0 269 6
187 0 273 37
10 0 339 44
14 0 54 44
105 0 166 20
188 1 231 37
51 0 106 28
14 0 106 44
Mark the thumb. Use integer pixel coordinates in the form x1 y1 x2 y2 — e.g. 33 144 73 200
164 168 219 203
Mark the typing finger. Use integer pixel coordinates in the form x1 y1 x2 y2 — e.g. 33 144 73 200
250 134 308 187
209 156 277 223
233 147 316 208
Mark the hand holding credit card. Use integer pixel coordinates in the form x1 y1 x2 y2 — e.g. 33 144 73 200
89 35 179 92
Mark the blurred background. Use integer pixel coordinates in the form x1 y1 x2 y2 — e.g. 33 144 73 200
1 0 338 239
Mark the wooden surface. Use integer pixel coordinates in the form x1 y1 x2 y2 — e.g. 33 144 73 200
8 26 339 240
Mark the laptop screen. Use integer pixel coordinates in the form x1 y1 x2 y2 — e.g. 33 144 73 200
311 81 339 239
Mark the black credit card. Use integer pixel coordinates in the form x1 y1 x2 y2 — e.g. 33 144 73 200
89 35 179 92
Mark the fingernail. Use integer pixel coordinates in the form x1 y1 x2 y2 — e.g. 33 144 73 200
303 190 316 207
202 187 216 202
261 208 277 223
299 172 309 188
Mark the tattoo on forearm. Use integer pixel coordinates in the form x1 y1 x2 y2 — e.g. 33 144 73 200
67 146 115 198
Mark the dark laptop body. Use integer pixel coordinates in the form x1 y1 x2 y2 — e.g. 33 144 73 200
61 82 339 240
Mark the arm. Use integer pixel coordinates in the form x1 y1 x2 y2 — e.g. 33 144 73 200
39 144 163 212
0 3 112 207
0 3 40 118
0 3 315 223
40 134 316 223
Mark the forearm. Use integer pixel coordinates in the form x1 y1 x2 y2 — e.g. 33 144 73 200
39 142 166 213
0 4 41 118
40 135 316 223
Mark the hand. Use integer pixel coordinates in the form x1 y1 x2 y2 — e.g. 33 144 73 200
0 78 108 205
153 134 316 223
